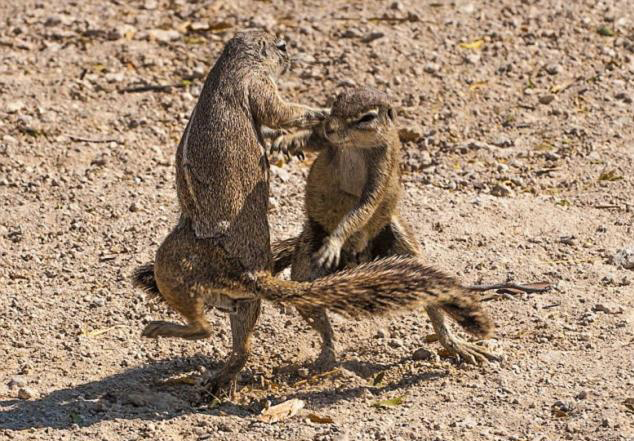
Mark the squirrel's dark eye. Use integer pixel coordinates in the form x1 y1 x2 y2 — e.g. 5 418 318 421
276 40 287 52
356 112 377 125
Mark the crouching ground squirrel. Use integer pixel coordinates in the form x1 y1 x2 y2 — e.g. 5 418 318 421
133 32 493 396
271 86 499 366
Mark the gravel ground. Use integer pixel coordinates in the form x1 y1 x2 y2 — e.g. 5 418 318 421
1 0 633 440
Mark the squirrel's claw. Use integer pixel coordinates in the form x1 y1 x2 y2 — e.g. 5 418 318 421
315 239 342 269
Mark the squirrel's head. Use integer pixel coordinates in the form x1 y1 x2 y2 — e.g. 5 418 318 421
228 30 291 78
321 87 397 148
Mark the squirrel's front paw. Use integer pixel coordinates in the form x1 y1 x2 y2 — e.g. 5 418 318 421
314 237 343 269
271 133 307 160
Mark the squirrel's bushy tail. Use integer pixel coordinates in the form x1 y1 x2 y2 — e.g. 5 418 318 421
132 263 162 300
253 256 493 338
270 236 297 275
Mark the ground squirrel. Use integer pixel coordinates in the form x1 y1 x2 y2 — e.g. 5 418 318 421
271 87 499 365
133 33 493 395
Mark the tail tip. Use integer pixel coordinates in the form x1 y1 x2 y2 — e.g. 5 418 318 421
132 263 161 298
441 300 494 339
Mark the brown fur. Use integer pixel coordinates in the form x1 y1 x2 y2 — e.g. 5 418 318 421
136 31 329 393
271 87 498 366
133 34 493 394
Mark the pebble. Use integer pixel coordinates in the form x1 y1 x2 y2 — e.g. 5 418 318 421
143 0 158 9
412 347 434 361
18 387 38 400
375 328 389 339
423 63 440 74
270 165 290 182
613 246 634 269
338 78 357 87
490 183 514 197
7 376 27 389
544 63 561 75
539 94 555 105
298 368 310 378
7 101 25 114
492 136 514 148
146 29 180 43
575 390 588 400
398 125 424 143
362 32 385 44
615 91 632 104
389 338 404 348
593 303 623 314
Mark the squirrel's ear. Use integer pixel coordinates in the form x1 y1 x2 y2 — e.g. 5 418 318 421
260 40 268 57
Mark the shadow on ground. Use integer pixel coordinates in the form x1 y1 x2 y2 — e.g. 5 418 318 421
0 356 447 430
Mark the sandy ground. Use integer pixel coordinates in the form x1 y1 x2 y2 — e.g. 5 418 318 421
1 0 633 440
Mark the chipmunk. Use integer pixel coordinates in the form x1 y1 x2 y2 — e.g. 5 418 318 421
133 33 493 397
270 86 499 366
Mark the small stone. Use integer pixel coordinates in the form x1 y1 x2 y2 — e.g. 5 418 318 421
297 368 309 378
544 63 561 75
575 390 588 400
7 101 25 114
389 338 404 348
492 136 513 148
146 29 180 43
593 303 623 314
338 78 357 87
539 94 555 105
464 53 480 64
7 376 27 389
497 163 509 173
270 165 290 182
129 202 139 212
44 15 62 27
268 196 278 210
462 139 492 151
18 387 38 400
544 151 560 161
398 125 423 143
423 63 440 74
342 29 362 39
615 91 632 104
190 22 210 32
613 246 634 269
412 348 434 361
375 328 389 339
490 183 514 197
143 0 158 10
362 32 384 43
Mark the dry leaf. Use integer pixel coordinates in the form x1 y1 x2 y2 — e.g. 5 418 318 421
259 399 305 423
307 413 335 424
459 39 484 49
372 396 405 408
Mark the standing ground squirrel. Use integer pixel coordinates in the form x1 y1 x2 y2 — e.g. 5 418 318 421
271 87 499 366
133 33 493 396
